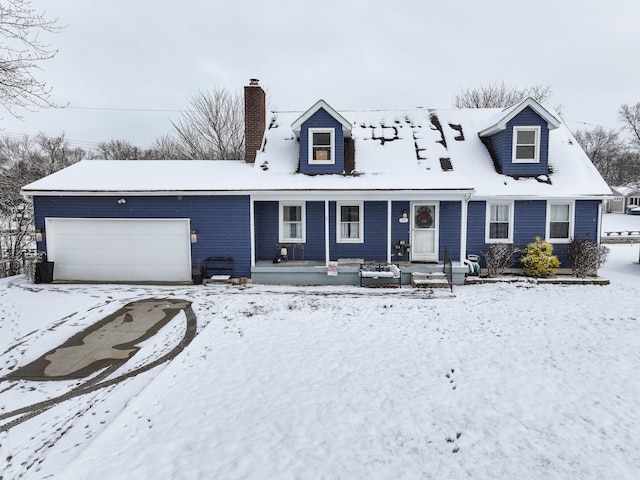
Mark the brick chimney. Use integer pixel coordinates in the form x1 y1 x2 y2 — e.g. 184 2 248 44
244 78 266 163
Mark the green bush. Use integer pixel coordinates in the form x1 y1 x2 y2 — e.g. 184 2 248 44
519 237 560 278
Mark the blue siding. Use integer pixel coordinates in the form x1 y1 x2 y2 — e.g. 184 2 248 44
254 201 278 261
254 201 326 262
33 195 252 277
300 108 345 175
466 200 603 268
485 107 550 176
391 201 411 261
553 200 602 265
574 200 601 241
305 201 326 260
329 201 387 260
439 201 461 261
466 201 487 261
514 200 546 245
467 200 547 266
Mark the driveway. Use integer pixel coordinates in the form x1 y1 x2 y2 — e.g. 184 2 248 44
1 298 196 432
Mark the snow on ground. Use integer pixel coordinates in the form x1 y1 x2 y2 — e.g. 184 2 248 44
0 214 639 479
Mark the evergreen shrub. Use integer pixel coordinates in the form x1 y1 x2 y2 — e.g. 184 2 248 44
519 237 560 278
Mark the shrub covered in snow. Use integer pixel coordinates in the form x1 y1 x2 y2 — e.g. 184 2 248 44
567 238 609 277
519 237 560 278
482 243 520 277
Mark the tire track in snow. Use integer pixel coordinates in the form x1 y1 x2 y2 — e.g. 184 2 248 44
0 299 197 433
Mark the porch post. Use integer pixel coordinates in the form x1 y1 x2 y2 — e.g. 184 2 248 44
325 200 330 266
387 200 392 263
250 197 256 268
460 195 469 266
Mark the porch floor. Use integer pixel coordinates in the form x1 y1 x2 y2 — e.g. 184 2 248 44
251 260 466 286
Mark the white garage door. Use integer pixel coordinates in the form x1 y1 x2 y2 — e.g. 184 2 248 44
45 218 192 282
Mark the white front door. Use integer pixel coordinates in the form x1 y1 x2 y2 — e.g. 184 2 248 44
410 203 438 262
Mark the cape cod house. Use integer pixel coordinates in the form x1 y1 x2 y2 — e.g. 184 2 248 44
21 80 611 285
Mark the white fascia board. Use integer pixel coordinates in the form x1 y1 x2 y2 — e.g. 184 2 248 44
251 189 475 202
478 97 561 137
472 194 612 201
20 190 257 197
24 188 476 201
290 99 352 138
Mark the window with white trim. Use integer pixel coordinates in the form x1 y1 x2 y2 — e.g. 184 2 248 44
513 126 540 163
337 201 363 243
547 203 573 242
279 202 305 243
309 128 334 164
486 202 513 243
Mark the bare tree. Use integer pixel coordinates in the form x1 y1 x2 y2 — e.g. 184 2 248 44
0 133 85 277
97 139 142 160
574 127 628 185
0 0 64 117
453 82 553 109
168 87 245 160
146 134 183 160
619 103 640 150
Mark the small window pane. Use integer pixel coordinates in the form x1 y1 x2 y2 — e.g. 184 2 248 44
516 145 535 159
550 222 569 238
491 204 509 222
341 223 360 239
287 223 302 238
517 130 536 144
341 206 359 222
550 204 570 222
490 223 509 239
313 147 331 161
284 205 301 222
313 132 331 146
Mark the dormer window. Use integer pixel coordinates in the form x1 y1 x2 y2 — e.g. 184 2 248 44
309 128 335 164
513 126 540 163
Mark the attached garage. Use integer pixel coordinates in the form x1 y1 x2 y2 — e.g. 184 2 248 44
45 218 192 282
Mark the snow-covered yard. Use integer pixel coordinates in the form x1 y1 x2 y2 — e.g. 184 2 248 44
1 214 639 479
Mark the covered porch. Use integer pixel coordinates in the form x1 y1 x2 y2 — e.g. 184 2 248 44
251 259 469 287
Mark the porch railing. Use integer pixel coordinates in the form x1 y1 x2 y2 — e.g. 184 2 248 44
443 246 453 292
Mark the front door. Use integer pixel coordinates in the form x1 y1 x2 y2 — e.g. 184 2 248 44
411 203 438 262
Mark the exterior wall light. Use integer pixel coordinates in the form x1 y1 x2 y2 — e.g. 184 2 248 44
117 198 127 204
35 228 43 242
399 210 409 223
190 229 198 244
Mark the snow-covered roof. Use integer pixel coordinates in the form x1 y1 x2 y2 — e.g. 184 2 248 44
290 99 352 138
478 97 561 137
610 185 640 197
22 105 611 199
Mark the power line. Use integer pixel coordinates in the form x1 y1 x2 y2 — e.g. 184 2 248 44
67 105 189 113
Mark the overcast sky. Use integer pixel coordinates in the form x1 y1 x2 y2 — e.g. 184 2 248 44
3 0 639 151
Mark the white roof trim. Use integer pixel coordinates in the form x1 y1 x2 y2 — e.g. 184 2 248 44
478 97 561 137
290 99 352 138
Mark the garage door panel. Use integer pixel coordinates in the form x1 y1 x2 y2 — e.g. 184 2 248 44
45 218 192 282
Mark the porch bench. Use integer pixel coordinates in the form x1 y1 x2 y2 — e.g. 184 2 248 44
203 256 234 281
359 262 402 287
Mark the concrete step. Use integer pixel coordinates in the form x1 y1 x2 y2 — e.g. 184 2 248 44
411 272 450 288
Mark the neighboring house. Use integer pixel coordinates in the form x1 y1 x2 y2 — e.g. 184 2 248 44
604 185 640 213
21 80 611 285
